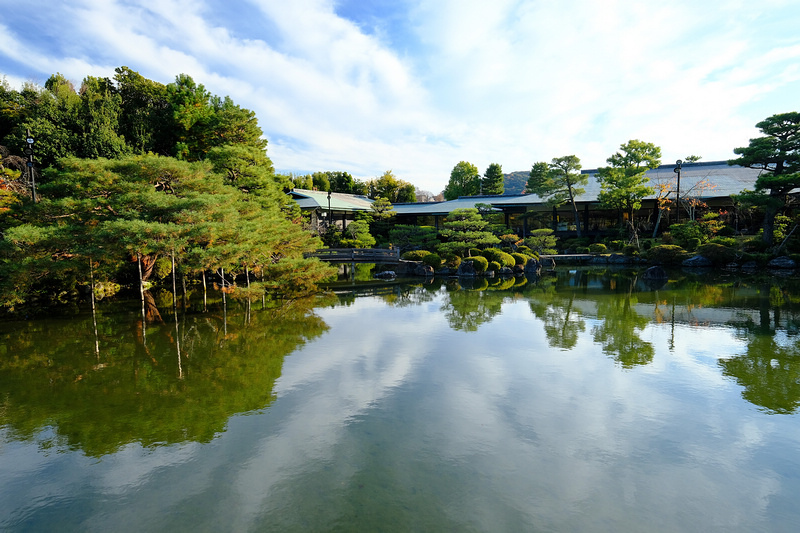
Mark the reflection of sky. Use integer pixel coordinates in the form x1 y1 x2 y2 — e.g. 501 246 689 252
2 291 799 531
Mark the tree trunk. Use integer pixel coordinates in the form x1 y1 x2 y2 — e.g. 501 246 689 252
762 201 779 245
569 198 582 237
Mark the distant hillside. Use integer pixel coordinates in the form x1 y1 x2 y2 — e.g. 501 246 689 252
503 171 528 195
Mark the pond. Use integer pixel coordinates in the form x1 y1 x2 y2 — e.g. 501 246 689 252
1 268 800 532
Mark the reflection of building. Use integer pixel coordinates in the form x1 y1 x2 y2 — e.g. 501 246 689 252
391 162 771 237
290 189 374 231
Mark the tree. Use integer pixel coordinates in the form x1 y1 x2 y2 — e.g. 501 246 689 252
114 66 174 155
340 219 375 248
481 163 504 195
597 140 660 236
0 155 335 307
729 112 800 245
436 207 500 257
367 170 415 203
388 225 438 252
443 161 480 200
526 155 587 236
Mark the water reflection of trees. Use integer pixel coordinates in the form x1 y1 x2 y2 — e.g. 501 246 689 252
719 334 800 414
441 288 505 332
0 295 328 456
718 282 800 414
592 293 654 368
527 281 586 351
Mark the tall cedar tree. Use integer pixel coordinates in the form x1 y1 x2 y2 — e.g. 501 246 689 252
481 163 505 195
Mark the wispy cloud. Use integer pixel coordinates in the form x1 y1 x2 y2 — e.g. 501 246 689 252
1 0 798 192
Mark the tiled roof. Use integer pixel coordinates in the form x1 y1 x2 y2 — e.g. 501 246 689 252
394 162 769 215
290 189 374 211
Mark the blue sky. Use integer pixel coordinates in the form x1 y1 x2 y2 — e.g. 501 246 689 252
2 0 799 194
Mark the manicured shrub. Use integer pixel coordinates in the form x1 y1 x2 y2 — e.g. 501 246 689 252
608 239 625 251
401 250 431 261
525 229 558 255
481 248 504 263
488 261 501 272
466 255 489 272
685 238 701 252
443 253 461 269
709 236 736 247
646 244 689 265
588 243 607 254
516 245 534 256
743 238 770 252
481 248 515 268
511 252 528 266
623 244 639 256
422 253 442 269
575 246 590 254
660 232 674 244
717 225 736 236
696 243 738 265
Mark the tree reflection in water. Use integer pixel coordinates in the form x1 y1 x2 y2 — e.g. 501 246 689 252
719 283 800 414
0 294 330 456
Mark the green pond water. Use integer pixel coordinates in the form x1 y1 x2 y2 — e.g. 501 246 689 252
1 268 800 532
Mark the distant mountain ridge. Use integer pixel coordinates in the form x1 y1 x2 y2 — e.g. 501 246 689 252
503 171 528 195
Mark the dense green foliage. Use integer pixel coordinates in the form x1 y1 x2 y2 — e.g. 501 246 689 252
436 208 500 257
443 161 480 200
389 225 439 252
645 244 690 265
0 155 335 307
597 140 660 221
367 170 416 203
524 229 558 255
527 155 587 236
482 163 505 195
0 67 337 307
730 112 800 245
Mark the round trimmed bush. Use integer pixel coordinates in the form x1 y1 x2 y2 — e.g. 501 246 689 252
482 248 515 268
443 253 461 269
709 236 736 247
685 238 701 252
422 253 442 269
516 245 534 256
588 243 607 254
402 250 431 261
511 252 528 266
696 243 737 265
488 261 501 272
623 244 639 256
466 255 489 273
646 244 689 265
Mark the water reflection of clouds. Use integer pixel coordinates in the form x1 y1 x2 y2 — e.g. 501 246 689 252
3 288 798 531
